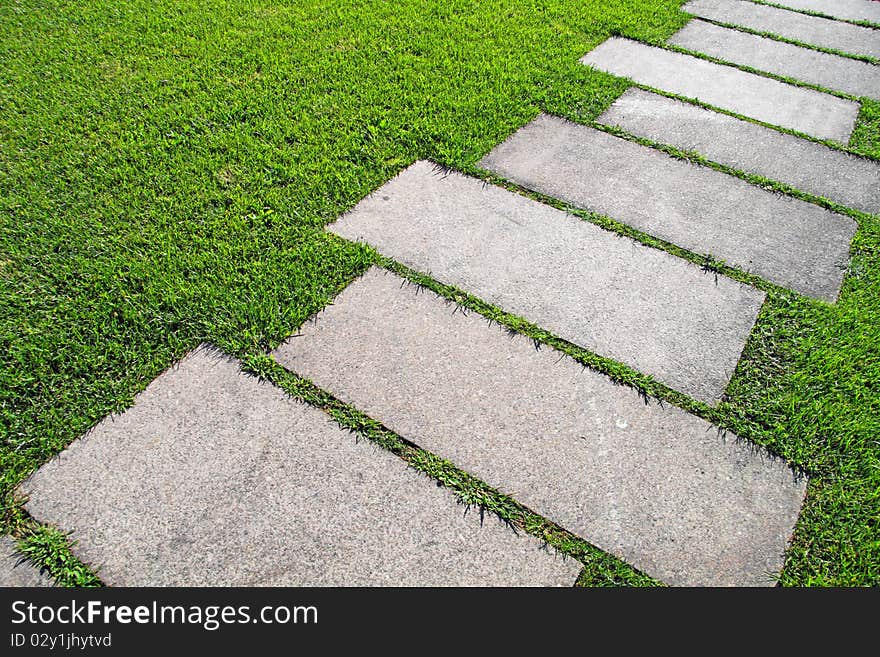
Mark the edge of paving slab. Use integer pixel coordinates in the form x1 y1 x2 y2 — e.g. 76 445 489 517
579 37 861 143
330 158 766 404
593 88 880 215
478 113 856 303
11 345 238 585
272 266 809 586
16 344 586 587
0 536 56 588
754 0 880 27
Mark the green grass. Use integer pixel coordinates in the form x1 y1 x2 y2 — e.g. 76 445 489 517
13 526 102 587
1 0 878 586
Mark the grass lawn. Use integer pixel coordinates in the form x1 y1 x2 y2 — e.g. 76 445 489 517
1 0 878 586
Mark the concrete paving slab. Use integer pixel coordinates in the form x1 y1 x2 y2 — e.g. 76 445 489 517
682 0 880 59
598 89 880 214
669 20 880 99
273 268 808 587
580 37 860 142
330 161 764 403
0 537 54 587
767 0 880 24
479 114 857 302
20 348 579 587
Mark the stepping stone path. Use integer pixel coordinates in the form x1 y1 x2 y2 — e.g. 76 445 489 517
480 115 856 302
273 269 807 587
682 0 880 59
597 89 880 215
0 537 53 587
580 38 860 142
21 349 578 587
330 160 764 403
25 0 876 587
668 20 880 99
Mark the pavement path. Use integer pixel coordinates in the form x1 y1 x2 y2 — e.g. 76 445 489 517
14 0 878 587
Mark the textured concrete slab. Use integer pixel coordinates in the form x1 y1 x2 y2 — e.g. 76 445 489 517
480 115 856 302
0 537 53 587
20 348 579 587
330 161 763 403
669 20 880 99
683 0 880 59
598 89 880 214
273 268 808 587
580 37 860 142
768 0 880 24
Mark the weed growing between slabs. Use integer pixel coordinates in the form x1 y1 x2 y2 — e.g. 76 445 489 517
1 0 878 585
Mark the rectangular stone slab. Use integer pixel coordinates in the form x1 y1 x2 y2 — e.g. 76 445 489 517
580 37 860 142
669 19 880 99
272 268 808 587
767 0 880 24
597 89 880 214
0 537 53 587
329 160 764 403
20 348 579 587
479 114 857 302
682 0 880 59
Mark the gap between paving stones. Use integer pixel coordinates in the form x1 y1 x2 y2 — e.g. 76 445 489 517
580 37 861 142
667 20 880 100
271 268 808 586
467 156 859 301
329 160 765 404
373 256 770 425
375 247 846 498
556 80 879 220
596 89 880 215
754 0 880 26
13 341 661 587
682 0 880 59
592 121 879 220
5 339 650 587
640 17 880 92
596 81 877 161
678 14 879 64
6 340 659 587
479 115 857 302
294 252 836 478
21 347 583 587
243 351 660 587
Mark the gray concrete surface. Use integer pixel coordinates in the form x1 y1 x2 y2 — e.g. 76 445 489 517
767 0 880 24
598 89 880 214
273 268 808 587
329 161 764 403
580 37 860 142
479 114 857 302
682 0 880 59
20 348 580 587
669 20 880 99
0 537 54 587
